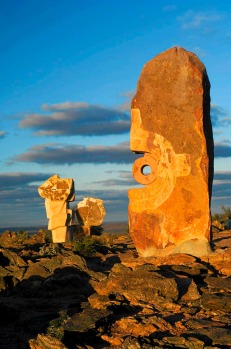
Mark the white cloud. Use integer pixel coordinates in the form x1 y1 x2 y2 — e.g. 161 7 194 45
178 10 223 29
42 101 89 111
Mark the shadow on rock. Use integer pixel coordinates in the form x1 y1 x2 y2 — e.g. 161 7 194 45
0 263 95 349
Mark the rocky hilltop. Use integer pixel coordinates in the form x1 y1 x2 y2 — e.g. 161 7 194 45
1 229 231 349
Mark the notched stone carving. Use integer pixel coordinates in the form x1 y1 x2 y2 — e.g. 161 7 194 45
128 47 214 257
38 174 75 243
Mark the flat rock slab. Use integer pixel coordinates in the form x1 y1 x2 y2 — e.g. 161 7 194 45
201 293 231 313
93 263 179 305
204 275 231 292
64 305 112 334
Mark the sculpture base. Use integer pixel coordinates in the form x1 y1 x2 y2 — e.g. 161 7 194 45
52 227 74 243
133 238 213 258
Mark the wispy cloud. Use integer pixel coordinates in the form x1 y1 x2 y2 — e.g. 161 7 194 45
0 172 53 190
19 101 130 136
213 172 231 202
178 10 223 30
42 101 89 111
117 91 135 112
162 5 177 12
212 183 231 198
10 136 231 167
214 171 231 182
214 142 231 158
211 104 231 132
92 171 137 187
92 178 136 187
0 131 7 139
191 46 207 58
208 171 231 212
12 141 135 165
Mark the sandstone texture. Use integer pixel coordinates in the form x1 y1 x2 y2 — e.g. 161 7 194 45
128 47 214 257
1 228 231 348
75 197 106 235
38 175 75 243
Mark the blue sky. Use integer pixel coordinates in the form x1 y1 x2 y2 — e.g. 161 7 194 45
0 0 231 228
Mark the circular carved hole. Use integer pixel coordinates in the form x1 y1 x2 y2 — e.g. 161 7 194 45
141 165 152 176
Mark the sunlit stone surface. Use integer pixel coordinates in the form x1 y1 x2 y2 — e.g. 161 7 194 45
75 197 106 235
38 174 75 242
128 47 214 257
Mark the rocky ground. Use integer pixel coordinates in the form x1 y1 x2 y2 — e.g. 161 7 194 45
1 229 231 349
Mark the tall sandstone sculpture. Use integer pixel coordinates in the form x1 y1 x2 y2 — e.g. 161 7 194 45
128 47 214 257
38 174 75 243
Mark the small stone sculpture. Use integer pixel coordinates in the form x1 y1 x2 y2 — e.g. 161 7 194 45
75 197 106 235
38 174 75 243
128 47 214 257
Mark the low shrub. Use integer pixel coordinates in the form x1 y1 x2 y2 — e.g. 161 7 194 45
46 316 65 340
72 236 96 257
16 230 29 242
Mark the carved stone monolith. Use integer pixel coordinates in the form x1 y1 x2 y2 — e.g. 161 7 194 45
128 47 214 257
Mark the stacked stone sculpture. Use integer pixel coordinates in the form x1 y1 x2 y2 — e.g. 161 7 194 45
38 176 107 242
38 174 76 243
128 47 214 257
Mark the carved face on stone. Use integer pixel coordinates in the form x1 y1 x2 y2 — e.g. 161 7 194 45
128 47 213 256
130 108 191 209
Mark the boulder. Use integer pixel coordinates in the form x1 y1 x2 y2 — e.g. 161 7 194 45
0 248 27 268
93 263 179 306
29 334 67 349
64 304 112 338
75 197 106 235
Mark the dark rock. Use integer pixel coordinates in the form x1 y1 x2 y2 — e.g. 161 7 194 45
2 228 231 349
177 278 201 302
180 306 200 315
204 275 231 292
0 301 18 325
162 336 205 349
186 318 226 329
27 230 48 245
61 253 87 269
93 263 179 306
170 263 208 278
88 293 112 309
120 337 142 349
201 293 231 312
187 327 231 347
0 248 27 268
211 314 231 324
0 276 8 291
29 333 68 349
43 267 94 297
23 262 50 280
0 231 18 248
39 256 62 273
64 304 112 339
